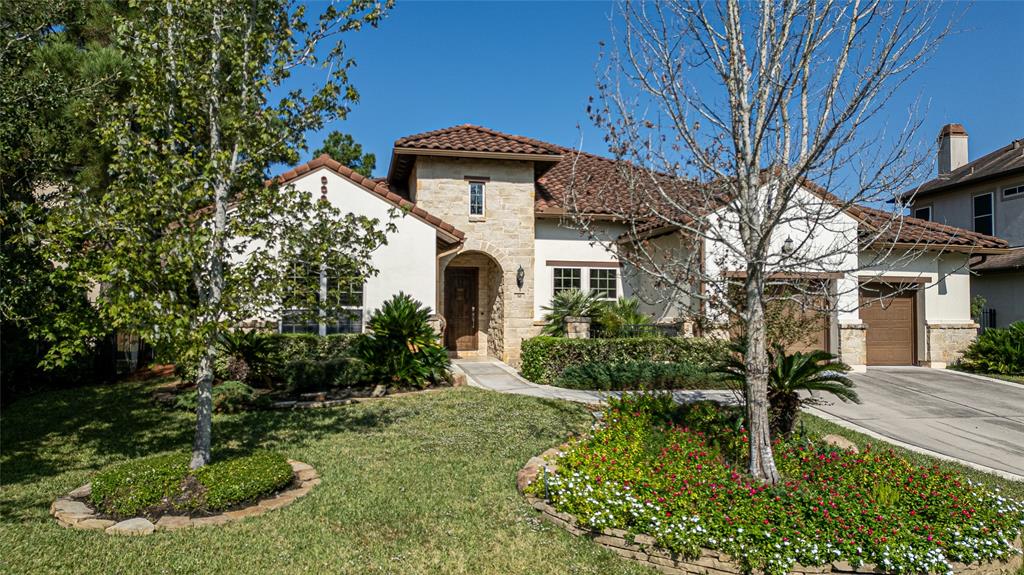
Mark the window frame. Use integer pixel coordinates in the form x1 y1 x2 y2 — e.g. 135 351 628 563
972 192 994 236
588 268 618 301
913 205 932 221
468 180 486 217
552 267 582 295
1002 184 1024 200
280 263 365 336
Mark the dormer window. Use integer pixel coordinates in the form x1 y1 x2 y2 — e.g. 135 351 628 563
469 181 485 217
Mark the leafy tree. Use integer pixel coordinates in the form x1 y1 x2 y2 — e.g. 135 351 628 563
1 1 128 395
313 131 377 177
54 1 393 468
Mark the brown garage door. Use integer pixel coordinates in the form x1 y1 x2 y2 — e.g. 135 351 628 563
859 284 915 365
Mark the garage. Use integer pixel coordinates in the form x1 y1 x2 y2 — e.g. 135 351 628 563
859 283 916 365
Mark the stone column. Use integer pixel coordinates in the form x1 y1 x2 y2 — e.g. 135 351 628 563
564 316 591 339
924 322 978 368
838 322 868 373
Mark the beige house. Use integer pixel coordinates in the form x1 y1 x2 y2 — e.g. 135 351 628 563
273 124 1008 369
903 124 1024 328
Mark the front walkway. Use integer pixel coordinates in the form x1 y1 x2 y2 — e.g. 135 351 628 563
453 357 738 405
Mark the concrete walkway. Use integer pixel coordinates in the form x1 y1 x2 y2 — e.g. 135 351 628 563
453 357 738 405
809 367 1024 480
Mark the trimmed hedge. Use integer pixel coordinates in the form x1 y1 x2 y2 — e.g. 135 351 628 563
90 450 293 518
553 360 730 391
520 336 728 385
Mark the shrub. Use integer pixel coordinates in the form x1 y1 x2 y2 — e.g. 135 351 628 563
352 293 449 389
193 451 294 510
520 336 728 385
540 289 605 336
959 321 1024 375
91 451 293 518
554 360 728 390
217 330 280 387
531 395 1024 575
717 343 859 437
174 380 264 413
596 297 653 338
280 356 365 393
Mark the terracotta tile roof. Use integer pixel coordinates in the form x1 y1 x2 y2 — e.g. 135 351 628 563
393 124 564 157
852 204 1008 252
272 155 465 242
903 138 1024 200
972 246 1024 272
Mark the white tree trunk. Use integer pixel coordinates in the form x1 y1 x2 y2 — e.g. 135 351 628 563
744 268 781 484
190 344 215 468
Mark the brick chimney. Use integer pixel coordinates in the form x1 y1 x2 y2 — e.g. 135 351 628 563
937 123 968 176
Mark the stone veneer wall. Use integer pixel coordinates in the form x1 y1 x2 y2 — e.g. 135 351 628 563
925 323 979 368
517 451 1023 575
838 323 868 371
415 156 537 366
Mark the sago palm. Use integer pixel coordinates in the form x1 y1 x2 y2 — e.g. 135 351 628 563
540 289 604 336
718 342 860 437
598 296 653 337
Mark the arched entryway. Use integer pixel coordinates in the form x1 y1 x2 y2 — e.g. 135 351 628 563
441 250 504 358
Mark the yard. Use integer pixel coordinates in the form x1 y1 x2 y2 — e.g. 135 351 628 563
2 379 1022 574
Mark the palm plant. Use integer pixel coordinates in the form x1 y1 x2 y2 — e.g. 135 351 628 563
598 296 653 337
540 289 605 336
352 292 449 389
718 342 859 437
217 330 279 387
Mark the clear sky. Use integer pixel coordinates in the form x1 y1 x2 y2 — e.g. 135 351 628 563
293 1 1024 184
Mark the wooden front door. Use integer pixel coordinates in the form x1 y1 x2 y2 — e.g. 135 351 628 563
445 267 479 352
860 284 916 366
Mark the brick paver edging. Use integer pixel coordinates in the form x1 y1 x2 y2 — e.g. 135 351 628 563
517 450 1024 575
50 459 320 535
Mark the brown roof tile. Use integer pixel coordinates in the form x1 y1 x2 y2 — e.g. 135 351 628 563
271 155 465 242
903 138 1024 200
394 124 564 156
972 246 1024 272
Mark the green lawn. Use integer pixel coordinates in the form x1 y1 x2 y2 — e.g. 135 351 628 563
0 382 652 575
947 366 1024 387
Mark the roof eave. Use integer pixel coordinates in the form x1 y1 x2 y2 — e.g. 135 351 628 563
863 241 1011 256
391 146 563 163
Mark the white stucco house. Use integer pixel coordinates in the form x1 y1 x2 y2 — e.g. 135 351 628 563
269 124 1008 371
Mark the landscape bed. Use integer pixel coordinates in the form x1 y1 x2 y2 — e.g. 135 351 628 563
523 395 1024 575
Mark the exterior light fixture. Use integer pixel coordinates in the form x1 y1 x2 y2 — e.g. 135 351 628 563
516 264 525 289
781 236 795 256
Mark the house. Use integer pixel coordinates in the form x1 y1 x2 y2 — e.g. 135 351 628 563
903 124 1024 328
270 124 1008 370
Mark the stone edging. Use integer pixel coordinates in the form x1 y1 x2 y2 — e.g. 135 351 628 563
50 459 320 535
517 450 1024 575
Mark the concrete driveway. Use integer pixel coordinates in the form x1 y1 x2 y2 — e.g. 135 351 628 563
809 367 1024 478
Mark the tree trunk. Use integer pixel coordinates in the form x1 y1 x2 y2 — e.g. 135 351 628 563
744 270 782 484
190 343 215 468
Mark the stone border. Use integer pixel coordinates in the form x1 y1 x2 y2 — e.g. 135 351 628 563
517 450 1024 575
50 459 320 535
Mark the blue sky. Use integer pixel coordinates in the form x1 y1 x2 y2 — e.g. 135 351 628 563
293 1 1024 183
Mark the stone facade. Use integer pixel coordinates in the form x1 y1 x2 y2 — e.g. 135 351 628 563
838 322 868 372
415 156 538 365
924 322 979 368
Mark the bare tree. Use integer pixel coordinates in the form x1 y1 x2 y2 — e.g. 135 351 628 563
569 0 954 483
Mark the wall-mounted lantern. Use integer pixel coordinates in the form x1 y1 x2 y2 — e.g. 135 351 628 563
516 264 525 289
781 236 795 256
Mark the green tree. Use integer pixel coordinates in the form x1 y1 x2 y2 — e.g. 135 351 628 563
1 0 128 394
55 0 393 468
313 131 376 177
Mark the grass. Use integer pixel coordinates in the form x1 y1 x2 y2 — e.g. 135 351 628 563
947 365 1024 387
0 380 653 575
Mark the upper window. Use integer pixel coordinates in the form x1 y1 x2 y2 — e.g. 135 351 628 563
914 206 932 221
469 181 485 216
553 268 582 295
973 193 994 236
1003 184 1024 199
589 268 618 300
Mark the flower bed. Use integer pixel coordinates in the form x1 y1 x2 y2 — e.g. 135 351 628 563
523 395 1024 575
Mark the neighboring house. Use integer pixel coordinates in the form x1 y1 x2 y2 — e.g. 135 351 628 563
903 124 1024 328
270 124 1008 370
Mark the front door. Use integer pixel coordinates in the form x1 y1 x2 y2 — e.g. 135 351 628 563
445 267 479 352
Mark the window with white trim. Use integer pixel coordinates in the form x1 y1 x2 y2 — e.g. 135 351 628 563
469 181 485 216
280 262 364 335
914 206 932 221
553 267 582 295
973 192 994 236
589 268 618 300
1003 184 1024 199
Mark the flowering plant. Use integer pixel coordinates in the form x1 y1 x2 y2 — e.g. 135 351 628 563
529 394 1024 575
